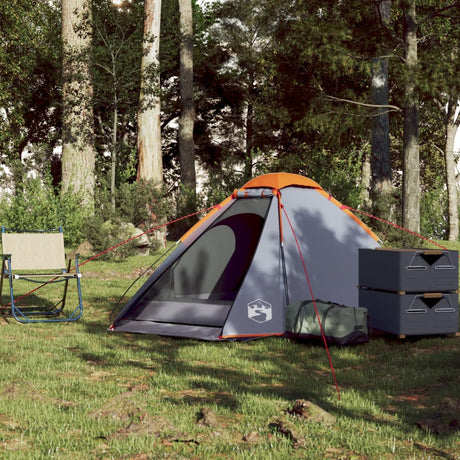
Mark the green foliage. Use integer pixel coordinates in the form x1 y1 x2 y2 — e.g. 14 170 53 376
360 183 449 247
2 0 459 248
167 184 200 241
0 176 87 247
83 216 141 260
266 146 366 209
199 164 247 206
420 181 448 240
116 180 170 229
92 0 145 187
0 0 61 176
381 224 425 249
93 180 170 229
86 180 171 259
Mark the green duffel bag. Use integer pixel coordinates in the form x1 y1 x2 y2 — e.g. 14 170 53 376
286 300 369 345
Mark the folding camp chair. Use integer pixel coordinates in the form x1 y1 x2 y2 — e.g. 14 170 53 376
0 226 83 323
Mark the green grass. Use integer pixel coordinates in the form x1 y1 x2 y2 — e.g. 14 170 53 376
1 250 459 459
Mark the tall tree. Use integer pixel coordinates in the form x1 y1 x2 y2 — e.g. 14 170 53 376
0 0 61 191
260 0 383 203
444 98 460 241
202 0 287 181
401 0 420 233
92 0 145 209
137 0 163 187
61 0 96 208
371 1 393 200
178 0 196 191
416 1 460 240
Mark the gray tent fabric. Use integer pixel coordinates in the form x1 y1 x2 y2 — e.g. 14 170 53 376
110 173 380 340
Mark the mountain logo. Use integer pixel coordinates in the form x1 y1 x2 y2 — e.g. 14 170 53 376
248 299 272 323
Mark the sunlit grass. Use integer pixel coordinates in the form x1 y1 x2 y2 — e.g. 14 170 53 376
0 246 459 459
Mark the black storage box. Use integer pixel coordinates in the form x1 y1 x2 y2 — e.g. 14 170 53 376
359 248 458 293
359 289 458 336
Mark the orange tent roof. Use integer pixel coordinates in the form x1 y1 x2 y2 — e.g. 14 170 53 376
242 172 323 192
243 172 378 241
181 172 379 243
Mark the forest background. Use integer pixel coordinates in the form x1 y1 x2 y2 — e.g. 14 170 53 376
1 0 460 253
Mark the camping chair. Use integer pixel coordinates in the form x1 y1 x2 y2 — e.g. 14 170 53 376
0 226 83 323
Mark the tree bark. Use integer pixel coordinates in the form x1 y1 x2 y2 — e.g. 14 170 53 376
445 99 460 241
111 95 118 211
360 145 372 208
178 0 196 191
61 0 96 209
137 0 163 187
371 0 392 197
402 0 420 233
244 98 254 181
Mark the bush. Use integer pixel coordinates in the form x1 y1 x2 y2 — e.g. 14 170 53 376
199 165 246 206
0 177 87 247
85 180 172 259
421 182 448 240
167 183 201 241
83 216 144 260
115 180 170 229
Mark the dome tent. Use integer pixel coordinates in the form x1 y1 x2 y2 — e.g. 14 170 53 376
110 173 380 340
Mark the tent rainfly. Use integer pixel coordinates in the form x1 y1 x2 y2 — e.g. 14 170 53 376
109 173 380 340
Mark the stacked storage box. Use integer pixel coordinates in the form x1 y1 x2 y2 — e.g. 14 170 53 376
359 248 459 337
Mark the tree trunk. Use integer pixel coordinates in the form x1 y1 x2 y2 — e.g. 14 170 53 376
445 99 460 241
371 0 392 198
360 145 371 208
137 0 163 187
111 97 118 212
244 98 254 181
178 0 196 192
402 0 420 233
61 0 96 209
244 70 256 181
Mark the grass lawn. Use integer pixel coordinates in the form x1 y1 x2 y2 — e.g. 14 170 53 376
1 247 459 459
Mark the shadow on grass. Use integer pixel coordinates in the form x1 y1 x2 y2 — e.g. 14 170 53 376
335 332 460 436
75 300 334 406
1 293 67 322
72 290 460 440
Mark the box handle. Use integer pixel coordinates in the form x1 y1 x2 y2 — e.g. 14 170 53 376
413 293 457 313
405 308 427 314
406 250 455 271
406 293 444 313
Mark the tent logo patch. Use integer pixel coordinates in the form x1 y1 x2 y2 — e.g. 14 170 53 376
248 299 272 323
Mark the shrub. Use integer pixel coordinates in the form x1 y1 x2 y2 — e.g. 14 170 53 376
115 180 170 229
421 182 448 240
0 177 87 247
85 180 172 259
83 216 143 260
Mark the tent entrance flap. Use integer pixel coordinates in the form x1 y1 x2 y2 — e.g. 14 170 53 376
114 197 272 334
144 198 271 303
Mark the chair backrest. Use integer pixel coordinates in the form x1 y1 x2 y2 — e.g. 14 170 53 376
2 232 66 271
